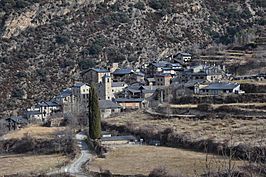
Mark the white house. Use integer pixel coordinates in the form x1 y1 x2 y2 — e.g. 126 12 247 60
26 107 42 122
36 101 61 121
112 82 128 94
198 82 244 95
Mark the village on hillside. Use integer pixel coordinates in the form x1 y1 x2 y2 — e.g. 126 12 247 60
6 51 261 130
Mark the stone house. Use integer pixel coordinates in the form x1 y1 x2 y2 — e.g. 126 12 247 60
115 98 145 109
171 52 192 63
6 116 28 130
54 88 73 114
98 74 114 100
112 82 128 94
99 100 122 118
71 82 90 115
72 82 90 103
82 68 110 85
112 68 134 82
154 73 172 86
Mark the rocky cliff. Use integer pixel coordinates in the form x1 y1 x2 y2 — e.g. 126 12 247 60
0 0 265 116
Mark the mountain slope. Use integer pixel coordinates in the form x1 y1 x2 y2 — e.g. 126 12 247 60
0 0 265 116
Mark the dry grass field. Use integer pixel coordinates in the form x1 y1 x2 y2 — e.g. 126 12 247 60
104 110 266 147
3 125 66 140
0 154 68 176
89 145 244 176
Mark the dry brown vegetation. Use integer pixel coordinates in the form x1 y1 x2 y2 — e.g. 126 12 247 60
89 145 244 176
0 154 68 176
0 125 74 176
3 125 66 140
104 110 266 150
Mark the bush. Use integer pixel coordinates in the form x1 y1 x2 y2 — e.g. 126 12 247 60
148 0 170 10
89 44 102 55
78 60 96 70
11 88 24 98
55 35 69 45
15 71 27 78
88 36 108 55
101 12 130 25
134 1 145 10
197 103 213 111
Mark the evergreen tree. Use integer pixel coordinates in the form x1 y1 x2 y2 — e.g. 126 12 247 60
88 85 101 139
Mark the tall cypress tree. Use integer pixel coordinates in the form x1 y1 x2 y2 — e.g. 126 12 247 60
88 85 101 139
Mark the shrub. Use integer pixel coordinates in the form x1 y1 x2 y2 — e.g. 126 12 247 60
15 0 30 8
197 103 213 111
134 1 145 10
148 0 170 10
11 88 24 98
55 35 69 45
88 36 108 55
78 60 96 70
15 71 27 78
89 44 102 55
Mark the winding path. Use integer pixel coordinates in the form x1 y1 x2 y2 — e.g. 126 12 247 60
48 132 91 177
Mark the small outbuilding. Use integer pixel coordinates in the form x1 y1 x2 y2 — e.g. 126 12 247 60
99 100 122 118
6 116 29 130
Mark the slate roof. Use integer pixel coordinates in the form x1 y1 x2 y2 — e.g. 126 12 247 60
155 73 172 77
112 82 126 87
134 72 145 77
150 61 171 68
174 52 192 57
27 110 42 116
99 100 121 109
92 68 109 73
56 88 72 98
202 82 240 90
73 82 89 88
81 68 109 75
115 98 144 103
113 68 133 75
6 116 28 124
102 135 137 142
37 101 59 107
